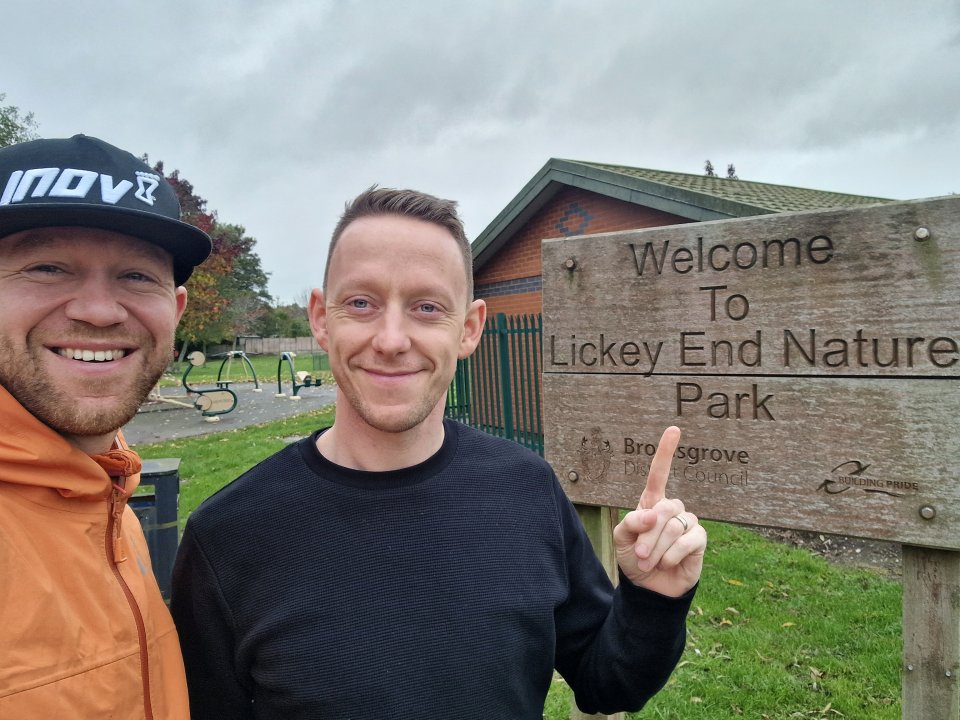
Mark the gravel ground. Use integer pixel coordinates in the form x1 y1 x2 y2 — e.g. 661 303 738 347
750 526 902 576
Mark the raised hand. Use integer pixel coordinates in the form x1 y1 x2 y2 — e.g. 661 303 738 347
613 426 706 597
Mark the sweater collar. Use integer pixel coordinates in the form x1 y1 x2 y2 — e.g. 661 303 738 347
300 419 459 491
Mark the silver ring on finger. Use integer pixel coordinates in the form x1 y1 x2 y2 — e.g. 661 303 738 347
672 513 689 532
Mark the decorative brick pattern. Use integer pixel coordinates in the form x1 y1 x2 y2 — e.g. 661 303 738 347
475 276 542 298
555 202 594 237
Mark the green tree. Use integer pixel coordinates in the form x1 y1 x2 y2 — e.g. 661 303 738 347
213 222 271 338
155 163 221 355
0 93 39 148
253 303 310 338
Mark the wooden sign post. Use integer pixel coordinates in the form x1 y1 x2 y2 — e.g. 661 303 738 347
541 196 960 719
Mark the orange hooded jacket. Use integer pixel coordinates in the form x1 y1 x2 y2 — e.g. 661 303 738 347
0 385 189 718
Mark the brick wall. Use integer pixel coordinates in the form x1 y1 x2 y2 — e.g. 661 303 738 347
474 187 691 312
481 291 541 317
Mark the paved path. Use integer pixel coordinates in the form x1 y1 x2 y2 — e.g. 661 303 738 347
122 382 336 446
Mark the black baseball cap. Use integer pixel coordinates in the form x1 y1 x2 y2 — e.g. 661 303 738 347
0 134 212 285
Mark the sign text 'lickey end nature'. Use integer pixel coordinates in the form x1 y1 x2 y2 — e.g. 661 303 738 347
542 197 960 550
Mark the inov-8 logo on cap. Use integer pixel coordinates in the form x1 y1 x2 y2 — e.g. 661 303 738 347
0 134 213 285
0 167 162 207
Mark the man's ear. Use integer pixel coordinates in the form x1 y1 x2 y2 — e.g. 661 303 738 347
174 286 188 324
458 299 487 359
308 288 329 351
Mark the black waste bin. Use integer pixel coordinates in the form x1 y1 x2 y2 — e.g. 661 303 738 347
130 458 180 601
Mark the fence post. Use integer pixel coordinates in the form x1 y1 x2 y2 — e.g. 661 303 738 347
902 546 960 718
571 505 625 720
458 358 471 421
495 313 514 443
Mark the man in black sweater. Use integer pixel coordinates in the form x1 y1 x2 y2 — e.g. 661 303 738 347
171 187 707 719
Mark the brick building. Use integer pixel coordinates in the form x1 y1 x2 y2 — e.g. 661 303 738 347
471 159 890 315
451 159 892 452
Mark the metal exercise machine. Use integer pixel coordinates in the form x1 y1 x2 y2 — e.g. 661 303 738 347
275 351 323 399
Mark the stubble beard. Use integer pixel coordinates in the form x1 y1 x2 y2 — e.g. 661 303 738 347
0 331 170 438
336 366 446 435
343 389 441 434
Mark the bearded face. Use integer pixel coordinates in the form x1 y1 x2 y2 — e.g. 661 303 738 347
0 228 186 450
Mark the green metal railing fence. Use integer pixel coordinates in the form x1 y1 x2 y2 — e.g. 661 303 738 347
445 313 544 455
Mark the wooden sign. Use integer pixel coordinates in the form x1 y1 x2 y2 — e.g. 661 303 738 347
543 196 960 550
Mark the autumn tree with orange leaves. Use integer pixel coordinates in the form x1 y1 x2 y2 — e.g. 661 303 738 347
154 163 270 357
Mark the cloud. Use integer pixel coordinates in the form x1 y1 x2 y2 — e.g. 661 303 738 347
3 0 957 301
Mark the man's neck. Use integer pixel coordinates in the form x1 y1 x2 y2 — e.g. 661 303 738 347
63 431 118 456
316 405 446 472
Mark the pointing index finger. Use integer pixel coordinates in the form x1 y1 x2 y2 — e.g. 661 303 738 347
640 426 681 510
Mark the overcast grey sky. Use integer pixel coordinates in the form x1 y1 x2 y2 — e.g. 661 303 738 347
4 0 958 303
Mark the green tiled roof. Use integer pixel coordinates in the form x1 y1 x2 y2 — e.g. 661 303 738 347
472 158 894 269
574 161 893 213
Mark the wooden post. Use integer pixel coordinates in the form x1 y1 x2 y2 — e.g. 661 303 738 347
571 504 625 720
902 546 960 719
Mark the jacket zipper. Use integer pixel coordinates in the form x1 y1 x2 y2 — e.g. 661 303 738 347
107 482 154 720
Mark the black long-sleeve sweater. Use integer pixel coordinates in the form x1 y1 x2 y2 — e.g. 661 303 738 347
171 419 693 719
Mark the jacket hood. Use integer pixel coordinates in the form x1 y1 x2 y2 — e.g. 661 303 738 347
0 384 137 499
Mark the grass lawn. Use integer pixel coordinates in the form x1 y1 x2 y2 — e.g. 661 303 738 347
546 520 901 718
138 406 334 520
138 412 902 719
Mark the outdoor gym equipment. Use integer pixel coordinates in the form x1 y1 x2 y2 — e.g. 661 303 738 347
211 350 261 392
181 351 238 421
275 351 322 399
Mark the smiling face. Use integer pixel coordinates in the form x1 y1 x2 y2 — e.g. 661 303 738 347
0 227 187 452
309 214 485 437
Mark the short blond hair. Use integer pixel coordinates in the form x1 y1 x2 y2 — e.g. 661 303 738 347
324 186 473 302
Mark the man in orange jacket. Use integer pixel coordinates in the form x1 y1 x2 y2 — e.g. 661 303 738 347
0 135 211 718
